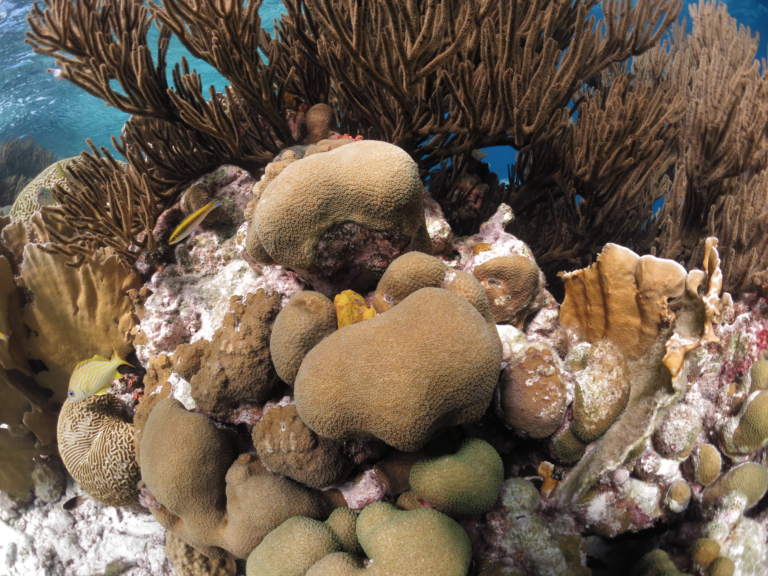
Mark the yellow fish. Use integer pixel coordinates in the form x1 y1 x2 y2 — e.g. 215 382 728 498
168 200 222 245
67 348 133 403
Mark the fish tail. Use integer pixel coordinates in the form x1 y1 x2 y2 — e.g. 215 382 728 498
112 345 134 368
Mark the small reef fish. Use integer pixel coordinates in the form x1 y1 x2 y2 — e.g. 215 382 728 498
63 494 90 510
0 332 7 342
34 186 56 206
67 348 133 403
56 161 76 184
49 67 63 80
168 200 222 245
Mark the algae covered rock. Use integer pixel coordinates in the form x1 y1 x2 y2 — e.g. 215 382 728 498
571 340 630 443
294 287 501 451
409 438 504 517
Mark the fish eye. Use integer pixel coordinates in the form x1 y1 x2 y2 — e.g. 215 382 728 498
68 391 75 398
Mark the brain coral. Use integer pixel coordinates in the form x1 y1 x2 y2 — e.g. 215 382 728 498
245 513 347 576
140 398 333 559
294 287 502 451
702 462 768 510
251 404 351 488
9 157 79 222
269 291 337 386
409 438 504 517
357 503 472 575
472 255 542 325
57 394 140 507
187 291 282 416
372 251 447 313
246 140 431 272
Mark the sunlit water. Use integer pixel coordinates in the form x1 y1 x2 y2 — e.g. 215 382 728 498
0 0 766 172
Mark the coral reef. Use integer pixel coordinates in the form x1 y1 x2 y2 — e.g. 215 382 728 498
6 0 768 574
294 286 502 451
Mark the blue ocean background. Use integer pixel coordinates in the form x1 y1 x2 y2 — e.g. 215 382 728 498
0 0 766 175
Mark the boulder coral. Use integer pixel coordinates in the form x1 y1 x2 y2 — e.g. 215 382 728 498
139 398 334 559
57 394 140 507
301 503 472 576
246 141 432 292
251 404 352 488
245 508 357 576
294 287 502 451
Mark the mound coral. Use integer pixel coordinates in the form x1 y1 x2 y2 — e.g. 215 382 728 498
251 404 351 488
294 287 501 451
269 291 337 386
498 342 567 438
473 255 542 325
246 141 431 292
409 438 504 517
57 395 140 507
140 398 334 559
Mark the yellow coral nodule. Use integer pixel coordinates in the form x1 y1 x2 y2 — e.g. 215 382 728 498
334 289 377 328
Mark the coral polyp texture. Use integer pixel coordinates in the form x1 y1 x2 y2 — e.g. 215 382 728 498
4 0 768 574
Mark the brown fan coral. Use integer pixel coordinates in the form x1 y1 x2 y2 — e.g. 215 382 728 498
20 245 141 402
246 141 432 293
140 398 335 559
294 286 501 451
57 394 140 506
185 291 282 417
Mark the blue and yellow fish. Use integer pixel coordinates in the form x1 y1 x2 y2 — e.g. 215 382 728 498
168 200 222 245
67 348 132 403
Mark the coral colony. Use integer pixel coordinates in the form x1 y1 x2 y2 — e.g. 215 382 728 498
1 0 768 574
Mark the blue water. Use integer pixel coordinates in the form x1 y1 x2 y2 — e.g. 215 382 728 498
0 0 766 168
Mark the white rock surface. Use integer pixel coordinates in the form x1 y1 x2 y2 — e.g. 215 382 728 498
0 478 173 576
